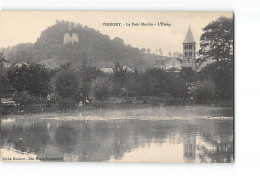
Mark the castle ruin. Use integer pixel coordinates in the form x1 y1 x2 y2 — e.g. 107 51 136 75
63 33 79 45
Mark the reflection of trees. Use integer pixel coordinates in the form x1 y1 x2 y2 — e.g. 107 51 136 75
9 126 26 152
195 119 233 163
24 123 50 153
113 122 129 159
0 121 50 153
55 124 78 153
207 142 233 163
52 119 233 162
153 121 172 143
0 118 233 163
80 120 114 161
0 120 5 148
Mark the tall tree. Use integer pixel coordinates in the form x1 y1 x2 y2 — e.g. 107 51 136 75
199 16 234 63
0 52 5 72
199 16 234 100
7 63 50 96
90 76 111 101
112 61 127 87
179 67 198 84
80 60 103 99
110 61 128 96
0 52 6 104
52 65 79 99
159 48 163 56
168 51 172 57
140 48 146 53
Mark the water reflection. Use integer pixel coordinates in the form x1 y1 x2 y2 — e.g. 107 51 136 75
183 135 196 162
0 117 233 162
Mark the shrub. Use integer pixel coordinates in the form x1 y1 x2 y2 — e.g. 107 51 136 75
90 76 111 101
164 77 188 98
51 67 79 99
79 63 103 99
14 90 33 105
192 80 216 103
57 97 78 111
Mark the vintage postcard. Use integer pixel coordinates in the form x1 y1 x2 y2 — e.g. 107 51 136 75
0 11 234 163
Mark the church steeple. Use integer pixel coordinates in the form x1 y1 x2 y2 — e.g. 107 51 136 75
182 26 196 70
183 25 195 43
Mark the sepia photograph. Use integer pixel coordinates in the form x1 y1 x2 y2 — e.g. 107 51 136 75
0 11 234 163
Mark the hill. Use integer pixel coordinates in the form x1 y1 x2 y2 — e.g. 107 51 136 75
3 20 170 71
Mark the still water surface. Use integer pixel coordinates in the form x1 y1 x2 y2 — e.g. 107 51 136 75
0 106 233 163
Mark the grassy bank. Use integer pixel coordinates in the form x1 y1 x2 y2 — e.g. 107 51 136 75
0 96 233 117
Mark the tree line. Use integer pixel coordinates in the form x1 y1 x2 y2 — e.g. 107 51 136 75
2 59 232 108
0 16 233 110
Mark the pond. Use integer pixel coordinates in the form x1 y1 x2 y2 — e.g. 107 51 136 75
0 105 233 163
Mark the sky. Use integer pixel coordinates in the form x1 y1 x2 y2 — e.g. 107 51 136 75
0 11 233 55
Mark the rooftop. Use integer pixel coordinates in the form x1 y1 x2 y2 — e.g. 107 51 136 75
183 26 195 43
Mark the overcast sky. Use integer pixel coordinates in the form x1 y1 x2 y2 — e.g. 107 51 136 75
0 11 232 55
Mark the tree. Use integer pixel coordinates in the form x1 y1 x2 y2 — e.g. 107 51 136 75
199 16 234 63
0 51 8 79
168 51 172 57
0 52 6 101
164 76 188 98
112 61 127 87
79 61 103 99
141 67 167 96
7 63 50 96
0 52 6 72
147 48 151 53
179 67 198 84
52 66 79 99
136 67 188 98
159 48 163 56
140 48 146 53
125 71 142 97
199 17 234 100
192 80 216 103
90 76 111 101
200 61 233 100
110 61 128 96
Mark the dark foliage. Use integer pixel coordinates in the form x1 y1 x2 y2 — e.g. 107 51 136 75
179 67 198 84
110 61 128 96
198 16 234 101
7 63 50 96
199 16 234 63
57 97 78 111
90 76 111 101
52 65 79 99
200 61 233 100
192 80 216 103
125 67 188 98
79 61 104 99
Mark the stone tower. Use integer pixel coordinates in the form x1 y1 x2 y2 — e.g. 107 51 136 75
182 26 196 70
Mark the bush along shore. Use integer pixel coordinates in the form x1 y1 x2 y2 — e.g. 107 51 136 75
0 95 233 116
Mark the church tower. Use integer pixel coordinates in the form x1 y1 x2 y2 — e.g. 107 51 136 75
182 26 196 70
